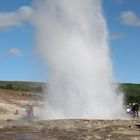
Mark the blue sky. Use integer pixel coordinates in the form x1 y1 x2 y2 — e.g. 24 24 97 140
103 0 140 83
0 0 140 83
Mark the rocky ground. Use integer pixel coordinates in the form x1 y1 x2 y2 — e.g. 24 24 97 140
0 119 140 140
0 89 140 140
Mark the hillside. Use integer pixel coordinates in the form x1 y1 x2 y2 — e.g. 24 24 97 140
0 81 140 104
120 83 140 104
0 81 46 93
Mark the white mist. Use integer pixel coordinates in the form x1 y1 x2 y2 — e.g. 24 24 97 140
34 0 126 119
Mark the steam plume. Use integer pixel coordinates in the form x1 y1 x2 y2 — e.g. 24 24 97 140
34 0 126 119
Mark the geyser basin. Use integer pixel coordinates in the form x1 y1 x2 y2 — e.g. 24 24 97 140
34 0 126 119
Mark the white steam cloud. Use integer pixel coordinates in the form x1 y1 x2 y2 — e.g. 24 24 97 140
34 0 126 119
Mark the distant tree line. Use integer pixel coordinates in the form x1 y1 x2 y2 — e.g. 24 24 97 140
0 81 47 93
121 83 140 104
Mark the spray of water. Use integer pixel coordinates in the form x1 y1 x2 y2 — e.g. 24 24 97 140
34 0 126 119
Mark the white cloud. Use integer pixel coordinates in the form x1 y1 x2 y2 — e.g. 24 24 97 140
110 32 125 40
18 6 33 20
0 6 33 30
120 11 140 26
8 48 22 56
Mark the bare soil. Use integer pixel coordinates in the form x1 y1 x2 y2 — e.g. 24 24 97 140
0 89 140 140
0 119 140 140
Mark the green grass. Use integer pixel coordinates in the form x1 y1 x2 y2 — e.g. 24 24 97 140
120 83 140 104
0 81 46 93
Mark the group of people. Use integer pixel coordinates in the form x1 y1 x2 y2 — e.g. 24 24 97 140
14 103 34 120
126 102 139 118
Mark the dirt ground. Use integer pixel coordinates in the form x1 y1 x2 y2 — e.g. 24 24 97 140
0 89 44 120
0 89 140 140
0 119 140 140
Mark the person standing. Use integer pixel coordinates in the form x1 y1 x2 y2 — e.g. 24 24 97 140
26 103 33 120
26 104 30 119
131 103 136 118
135 103 139 118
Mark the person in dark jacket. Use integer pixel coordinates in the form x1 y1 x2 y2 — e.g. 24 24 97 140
131 103 136 118
135 103 139 118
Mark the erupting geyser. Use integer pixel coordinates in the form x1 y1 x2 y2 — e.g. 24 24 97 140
34 0 126 119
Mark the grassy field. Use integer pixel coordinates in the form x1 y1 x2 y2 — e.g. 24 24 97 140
0 81 140 104
120 83 140 104
0 81 46 93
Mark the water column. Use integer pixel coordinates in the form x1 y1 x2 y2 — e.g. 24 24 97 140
34 0 125 119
